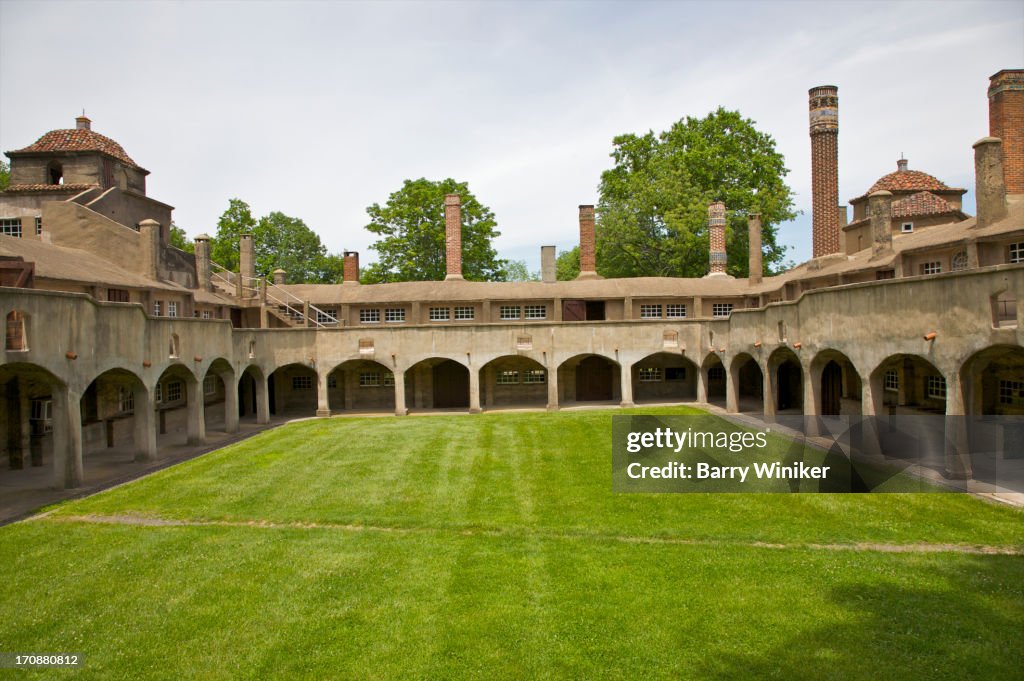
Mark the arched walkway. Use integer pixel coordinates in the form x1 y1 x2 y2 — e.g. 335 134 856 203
768 347 803 415
810 350 862 417
326 359 396 412
729 353 764 413
960 345 1024 416
0 362 71 490
557 354 620 405
155 363 202 446
631 352 698 404
480 355 548 409
238 364 269 424
80 368 153 465
269 363 319 417
870 354 947 416
405 358 470 411
202 358 238 435
701 353 727 407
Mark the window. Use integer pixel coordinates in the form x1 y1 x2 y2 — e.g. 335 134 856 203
34 216 42 235
5 311 27 351
993 292 1017 328
166 381 183 403
168 334 179 358
30 399 52 433
248 340 256 359
496 370 520 385
385 308 406 323
638 367 663 382
665 367 686 381
155 382 162 403
430 307 450 321
708 366 725 381
777 321 787 342
884 369 899 392
204 376 217 396
926 375 947 400
920 262 942 275
500 306 521 320
524 305 546 319
360 309 381 324
383 371 395 387
454 306 474 320
712 303 733 318
523 370 546 384
327 375 337 389
876 270 895 280
153 300 163 316
167 301 178 318
118 387 134 413
202 310 212 320
640 304 662 319
0 218 22 238
292 375 313 390
316 308 337 324
108 288 130 303
951 251 968 272
998 380 1024 406
901 222 914 233
1009 242 1024 264
666 304 687 318
359 372 381 387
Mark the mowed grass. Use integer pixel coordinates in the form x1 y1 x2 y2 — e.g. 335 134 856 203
2 407 1023 680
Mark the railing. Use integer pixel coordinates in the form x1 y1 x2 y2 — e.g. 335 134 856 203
264 280 339 328
209 261 237 292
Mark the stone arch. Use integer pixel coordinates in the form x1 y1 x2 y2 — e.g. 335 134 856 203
154 363 200 446
869 354 947 416
631 352 698 403
269 362 319 416
5 310 29 351
960 345 1024 417
238 364 268 423
47 160 63 185
0 361 69 490
557 353 620 405
701 352 726 406
405 357 470 410
810 350 862 417
480 355 548 409
202 358 237 434
768 347 803 413
326 359 396 412
80 367 152 466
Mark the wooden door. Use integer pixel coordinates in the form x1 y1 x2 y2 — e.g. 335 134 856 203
576 356 613 401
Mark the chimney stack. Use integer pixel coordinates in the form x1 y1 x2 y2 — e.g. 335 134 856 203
75 115 91 131
973 137 1008 228
809 85 840 258
988 69 1024 195
868 191 893 257
748 214 762 284
708 201 727 275
444 194 463 280
541 245 556 283
239 233 255 297
897 158 908 172
343 250 360 285
138 219 160 280
194 233 212 291
577 205 600 279
272 268 287 285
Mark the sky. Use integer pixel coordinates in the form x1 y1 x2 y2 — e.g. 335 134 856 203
1 0 1022 272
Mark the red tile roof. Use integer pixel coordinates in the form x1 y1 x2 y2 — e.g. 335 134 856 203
8 128 140 168
891 191 957 218
868 169 951 193
3 183 99 193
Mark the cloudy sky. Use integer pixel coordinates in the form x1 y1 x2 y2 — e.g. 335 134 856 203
1 0 1021 271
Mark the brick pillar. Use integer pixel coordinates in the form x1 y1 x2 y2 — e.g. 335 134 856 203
194 234 212 291
989 69 1024 195
868 191 893 256
748 213 762 284
577 205 600 279
444 194 463 280
973 137 1008 228
708 201 727 275
809 85 840 257
343 250 360 285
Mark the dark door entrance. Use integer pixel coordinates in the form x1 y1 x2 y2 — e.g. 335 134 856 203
821 360 842 416
585 301 605 320
433 360 469 408
777 361 802 410
576 356 613 401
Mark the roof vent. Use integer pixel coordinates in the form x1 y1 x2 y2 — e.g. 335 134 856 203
897 158 908 172
75 114 91 131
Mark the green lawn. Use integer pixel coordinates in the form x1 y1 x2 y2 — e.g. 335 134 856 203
2 407 1022 680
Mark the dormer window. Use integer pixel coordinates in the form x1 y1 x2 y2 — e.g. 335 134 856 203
47 161 63 185
901 222 913 233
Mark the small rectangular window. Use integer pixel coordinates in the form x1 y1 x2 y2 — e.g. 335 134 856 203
524 305 546 319
454 306 474 320
166 381 183 403
0 218 22 238
327 376 337 389
204 376 217 396
359 372 381 387
500 306 521 320
155 382 162 403
153 300 163 316
167 301 178 318
429 307 450 321
884 369 899 392
666 304 687 318
638 367 663 382
998 379 1024 406
523 370 546 384
108 288 130 303
665 367 686 381
926 375 947 400
118 387 134 413
901 222 914 233
708 366 725 381
202 310 212 319
712 303 733 318
920 261 942 276
1009 242 1024 264
383 371 395 387
360 309 381 324
640 304 662 319
315 308 338 324
876 270 896 280
385 308 405 323
292 375 313 390
496 370 520 385
34 216 42 235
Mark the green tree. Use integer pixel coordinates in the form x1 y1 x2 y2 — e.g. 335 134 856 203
169 223 194 253
556 246 580 281
504 259 539 282
363 178 506 283
210 198 257 270
597 107 796 278
0 160 9 191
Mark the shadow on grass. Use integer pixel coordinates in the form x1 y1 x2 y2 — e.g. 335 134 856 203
691 556 1024 681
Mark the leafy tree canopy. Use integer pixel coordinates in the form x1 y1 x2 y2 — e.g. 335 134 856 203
596 107 796 278
362 178 506 283
504 259 539 282
169 223 194 253
556 246 580 281
0 160 9 191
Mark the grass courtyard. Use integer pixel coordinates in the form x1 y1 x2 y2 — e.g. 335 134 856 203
2 406 1023 679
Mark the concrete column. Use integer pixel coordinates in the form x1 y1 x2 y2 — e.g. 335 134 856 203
973 137 1007 229
858 378 884 458
345 370 357 410
222 374 239 434
541 246 556 283
869 191 893 257
725 361 739 413
944 370 973 480
316 370 330 417
762 362 776 421
239 233 255 297
697 365 708 403
255 374 270 425
138 219 160 280
482 365 494 407
546 363 559 410
803 364 820 437
186 379 206 445
469 364 482 413
133 386 158 462
748 214 763 284
619 361 634 407
51 386 83 489
393 369 408 416
194 234 212 291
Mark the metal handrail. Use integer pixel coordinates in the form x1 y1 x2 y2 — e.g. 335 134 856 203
264 280 339 327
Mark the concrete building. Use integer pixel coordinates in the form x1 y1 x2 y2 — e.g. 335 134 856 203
2 70 1023 492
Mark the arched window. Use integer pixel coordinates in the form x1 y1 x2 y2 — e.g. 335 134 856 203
169 333 180 359
952 250 969 272
47 161 63 185
5 310 28 351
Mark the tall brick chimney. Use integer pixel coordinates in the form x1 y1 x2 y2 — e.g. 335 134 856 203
707 201 727 275
988 69 1024 195
343 250 360 285
577 205 599 279
747 213 762 285
809 85 840 258
444 194 463 280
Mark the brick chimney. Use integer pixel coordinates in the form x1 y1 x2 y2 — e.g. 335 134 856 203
868 191 893 257
708 201 727 275
577 205 600 279
272 268 287 285
343 250 359 285
541 245 556 283
809 85 840 258
194 233 212 291
747 213 762 285
444 194 463 280
973 137 1008 228
75 115 91 131
989 69 1024 195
